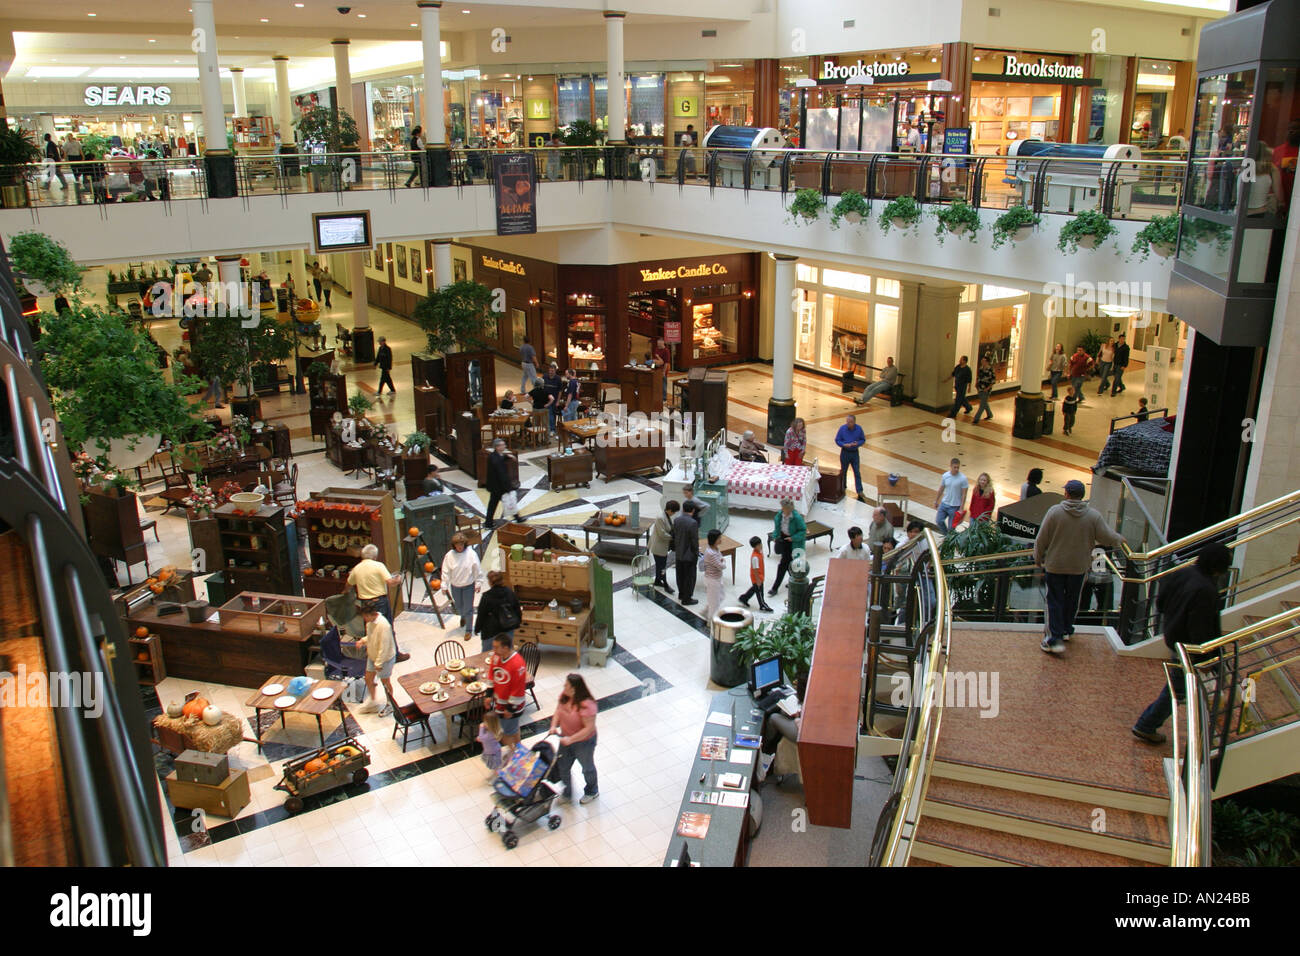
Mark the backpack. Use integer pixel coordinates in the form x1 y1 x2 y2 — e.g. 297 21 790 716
496 594 522 632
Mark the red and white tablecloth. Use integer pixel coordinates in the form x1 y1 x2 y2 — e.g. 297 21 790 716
725 461 814 503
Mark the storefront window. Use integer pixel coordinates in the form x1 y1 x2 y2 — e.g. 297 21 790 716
978 304 1024 383
876 278 901 298
627 287 680 362
1088 55 1128 144
706 62 755 130
541 300 559 368
628 74 665 141
795 288 817 364
971 50 1073 155
823 269 872 293
692 301 737 360
821 294 870 373
1133 58 1178 148
510 308 527 350
796 264 818 283
794 262 904 374
558 76 592 127
366 76 418 151
567 314 607 369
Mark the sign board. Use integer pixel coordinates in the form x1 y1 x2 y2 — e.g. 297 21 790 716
526 98 551 120
528 131 551 148
664 320 682 345
84 85 172 106
492 152 537 236
1145 345 1171 411
673 95 698 118
942 126 971 171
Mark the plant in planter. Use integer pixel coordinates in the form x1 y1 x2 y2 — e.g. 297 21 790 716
560 120 601 177
348 391 375 417
412 280 496 355
1184 215 1232 255
294 105 361 153
787 188 827 225
1057 209 1119 254
183 479 218 517
305 360 333 380
1128 214 1180 262
828 190 869 229
732 612 817 691
189 311 294 399
0 125 42 208
933 201 982 245
990 205 1041 249
8 231 84 296
101 471 135 497
878 195 922 235
402 431 433 455
938 520 1028 610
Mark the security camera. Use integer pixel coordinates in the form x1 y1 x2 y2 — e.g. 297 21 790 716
337 6 352 13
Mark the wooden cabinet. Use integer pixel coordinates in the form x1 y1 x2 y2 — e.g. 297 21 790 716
216 503 298 596
453 413 479 477
411 353 444 389
300 489 399 604
686 367 729 441
593 443 667 481
82 488 148 581
548 450 593 489
618 364 664 416
309 373 347 441
477 446 520 489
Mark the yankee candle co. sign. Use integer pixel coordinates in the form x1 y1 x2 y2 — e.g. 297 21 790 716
83 85 173 106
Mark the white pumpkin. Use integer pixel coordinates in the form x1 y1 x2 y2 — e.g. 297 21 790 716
201 704 224 727
165 700 184 718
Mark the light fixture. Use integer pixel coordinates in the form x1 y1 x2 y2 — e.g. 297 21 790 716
295 1 305 5
87 11 96 15
462 8 471 12
411 22 417 26
260 17 269 22
357 12 366 17
149 38 157 43
974 56 981 62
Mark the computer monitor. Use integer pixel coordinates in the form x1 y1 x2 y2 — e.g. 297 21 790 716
751 656 782 698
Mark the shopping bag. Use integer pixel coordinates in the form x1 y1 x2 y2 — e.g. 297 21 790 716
952 509 967 527
501 490 518 516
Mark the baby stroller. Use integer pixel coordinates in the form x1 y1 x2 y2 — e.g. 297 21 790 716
485 734 563 850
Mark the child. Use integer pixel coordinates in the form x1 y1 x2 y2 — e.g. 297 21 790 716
477 711 503 777
702 528 727 622
1062 386 1079 436
738 535 773 612
1133 397 1150 422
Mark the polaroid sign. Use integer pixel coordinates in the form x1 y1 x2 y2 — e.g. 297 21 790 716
83 85 173 107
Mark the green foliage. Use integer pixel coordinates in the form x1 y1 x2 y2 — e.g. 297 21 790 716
828 190 870 229
878 195 922 234
348 391 374 416
305 360 333 380
1128 214 1179 262
1211 799 1300 867
938 520 1026 610
933 201 981 245
190 314 294 394
787 188 827 224
559 121 600 147
733 612 817 683
8 231 84 293
0 125 42 172
990 205 1041 249
35 305 204 447
104 471 135 494
1183 215 1232 254
1078 327 1109 358
402 431 433 454
294 105 360 152
80 133 113 158
412 280 496 356
1057 209 1118 254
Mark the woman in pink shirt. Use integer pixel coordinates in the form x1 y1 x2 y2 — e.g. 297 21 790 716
547 673 599 804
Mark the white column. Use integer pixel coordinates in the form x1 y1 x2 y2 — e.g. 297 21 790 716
273 56 294 147
770 254 797 402
230 67 247 119
419 1 446 145
349 253 370 329
191 0 227 152
433 240 453 290
290 250 308 304
215 255 242 312
1021 292 1055 397
332 39 353 116
604 11 626 142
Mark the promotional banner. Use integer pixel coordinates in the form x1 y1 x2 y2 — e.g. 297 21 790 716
493 152 537 236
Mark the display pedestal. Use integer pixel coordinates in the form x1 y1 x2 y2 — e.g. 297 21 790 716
279 145 301 176
352 328 375 365
767 398 795 446
1012 394 1046 440
427 146 452 187
205 152 238 199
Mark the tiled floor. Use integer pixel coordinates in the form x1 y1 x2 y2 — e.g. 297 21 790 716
80 262 1177 867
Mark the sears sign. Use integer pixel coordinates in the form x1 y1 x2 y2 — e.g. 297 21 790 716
83 85 172 107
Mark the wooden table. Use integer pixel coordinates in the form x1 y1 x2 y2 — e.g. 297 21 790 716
703 534 743 584
518 605 592 664
874 472 911 525
244 674 348 754
398 651 493 739
489 411 530 446
561 418 607 450
581 513 653 561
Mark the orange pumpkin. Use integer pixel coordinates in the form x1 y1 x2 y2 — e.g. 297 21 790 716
136 651 149 662
303 567 314 576
145 577 158 586
424 561 435 573
149 584 163 594
408 527 420 537
417 544 428 555
182 697 209 719
430 578 442 590
303 757 328 775
135 626 148 638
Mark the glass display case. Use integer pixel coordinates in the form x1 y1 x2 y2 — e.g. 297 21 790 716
216 593 326 639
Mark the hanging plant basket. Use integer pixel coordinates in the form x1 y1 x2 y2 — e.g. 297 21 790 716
1150 242 1175 258
88 433 161 472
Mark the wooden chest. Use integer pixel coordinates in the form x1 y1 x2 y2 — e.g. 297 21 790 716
166 769 251 819
517 607 592 665
175 749 230 786
547 451 593 489
592 443 666 481
477 447 521 489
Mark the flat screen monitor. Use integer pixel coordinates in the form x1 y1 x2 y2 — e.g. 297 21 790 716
312 210 372 254
751 656 782 697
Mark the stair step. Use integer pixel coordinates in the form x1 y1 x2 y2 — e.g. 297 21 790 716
924 777 1170 862
933 759 1168 815
911 817 1163 867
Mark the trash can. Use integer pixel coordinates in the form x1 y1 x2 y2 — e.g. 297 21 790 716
710 606 753 687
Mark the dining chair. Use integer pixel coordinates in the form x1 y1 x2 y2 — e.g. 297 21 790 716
272 463 298 507
158 459 193 515
519 640 541 711
433 639 467 666
455 692 488 740
391 701 436 752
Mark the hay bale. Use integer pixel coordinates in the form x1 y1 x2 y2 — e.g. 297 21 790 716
153 713 243 753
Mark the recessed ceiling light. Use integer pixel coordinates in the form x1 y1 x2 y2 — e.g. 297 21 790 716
410 22 417 26
87 11 96 15
119 55 126 59
357 12 366 17
462 9 471 13
149 38 157 43
260 18 269 22
294 2 304 5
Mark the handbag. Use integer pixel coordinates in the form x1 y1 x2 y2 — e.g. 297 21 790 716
496 596 522 632
501 489 518 516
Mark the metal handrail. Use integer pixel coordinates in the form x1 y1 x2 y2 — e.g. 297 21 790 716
1129 488 1300 562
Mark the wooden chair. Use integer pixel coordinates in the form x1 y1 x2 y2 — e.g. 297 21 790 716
139 518 159 542
158 459 193 515
391 701 436 752
272 462 298 507
455 692 488 740
525 409 550 449
519 640 541 711
433 639 467 666
455 512 483 546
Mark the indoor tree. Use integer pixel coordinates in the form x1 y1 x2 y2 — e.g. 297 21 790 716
7 231 84 296
293 105 361 153
0 125 42 209
189 313 295 400
412 280 496 355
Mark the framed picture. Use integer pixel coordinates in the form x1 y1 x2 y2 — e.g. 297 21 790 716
453 259 467 283
410 246 422 280
395 245 408 279
362 250 370 269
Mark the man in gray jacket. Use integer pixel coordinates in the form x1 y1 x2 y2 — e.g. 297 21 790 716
1034 479 1126 654
866 507 896 549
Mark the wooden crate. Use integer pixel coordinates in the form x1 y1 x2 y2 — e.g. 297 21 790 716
129 633 167 686
505 561 565 591
496 523 537 548
165 769 251 818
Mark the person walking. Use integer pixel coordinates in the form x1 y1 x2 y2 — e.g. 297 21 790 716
319 266 333 307
672 500 701 605
649 499 679 593
542 364 564 433
528 376 553 421
561 367 581 421
439 532 483 636
834 413 866 499
347 543 411 661
42 133 67 190
1034 479 1127 654
969 472 996 523
487 633 528 749
1047 344 1067 398
548 674 599 804
308 261 322 302
1021 467 1044 499
375 336 396 395
483 437 518 529
1131 544 1232 744
1061 386 1079 435
769 498 807 596
934 457 969 533
283 272 296 301
1111 334 1131 396
519 336 537 393
702 529 727 622
947 355 973 418
738 535 773 611
972 354 996 423
474 569 521 654
62 133 84 201
203 371 226 409
856 356 900 405
1067 346 1091 405
1096 337 1116 395
356 601 398 714
404 126 426 187
782 418 807 466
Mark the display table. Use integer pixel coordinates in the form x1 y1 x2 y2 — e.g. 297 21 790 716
517 606 592 664
560 417 607 450
244 674 348 753
662 686 760 867
581 514 653 561
398 651 493 737
127 591 325 688
874 472 911 526
703 534 742 584
547 450 593 489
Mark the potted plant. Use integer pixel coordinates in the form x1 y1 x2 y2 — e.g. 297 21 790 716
348 391 374 418
0 125 41 209
402 430 433 455
305 359 332 381
183 479 218 517
1058 209 1118 254
733 612 817 697
933 201 982 244
1128 214 1180 262
412 280 496 356
101 471 135 497
8 232 84 296
560 120 601 178
294 105 361 191
878 195 922 234
829 190 869 229
938 520 1029 611
990 205 1041 249
787 188 827 225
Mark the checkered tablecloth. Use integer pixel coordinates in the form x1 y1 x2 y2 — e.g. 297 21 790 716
725 461 814 502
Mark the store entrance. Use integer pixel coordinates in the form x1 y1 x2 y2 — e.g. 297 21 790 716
627 287 680 365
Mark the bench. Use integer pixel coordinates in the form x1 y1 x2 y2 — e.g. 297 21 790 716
841 365 906 407
769 520 835 554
